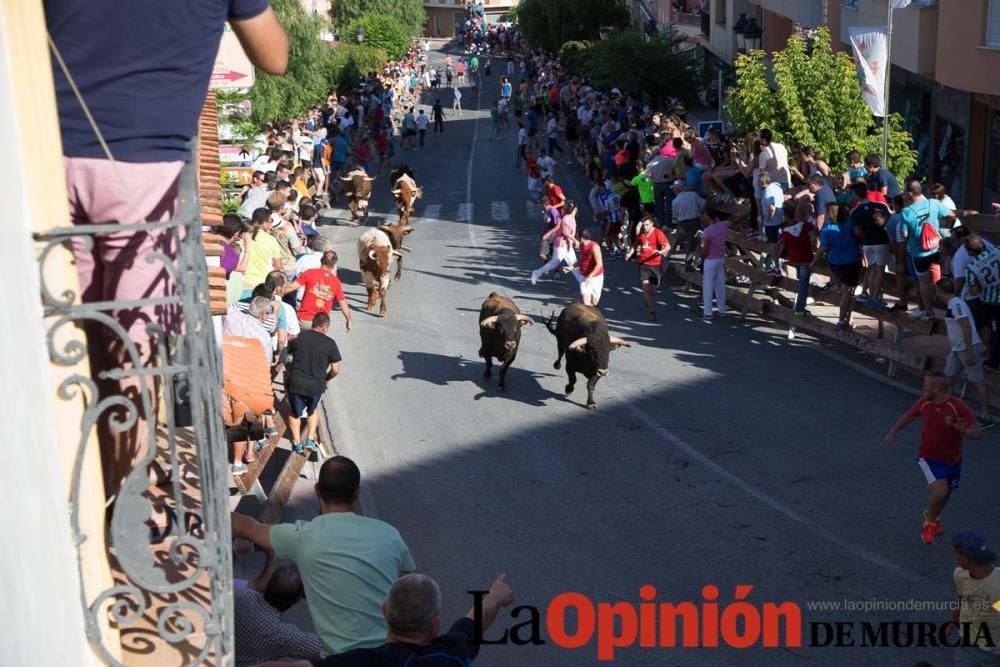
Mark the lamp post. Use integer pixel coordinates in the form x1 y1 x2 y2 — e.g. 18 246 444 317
742 17 762 51
357 26 365 43
733 13 748 53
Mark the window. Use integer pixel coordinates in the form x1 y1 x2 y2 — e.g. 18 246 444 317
989 0 1000 47
841 0 859 8
715 0 726 25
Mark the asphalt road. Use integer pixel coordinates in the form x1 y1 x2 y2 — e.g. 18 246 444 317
295 45 1000 666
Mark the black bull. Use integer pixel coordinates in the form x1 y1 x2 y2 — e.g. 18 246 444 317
546 303 630 410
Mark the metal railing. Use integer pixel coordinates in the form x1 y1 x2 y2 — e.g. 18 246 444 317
36 157 233 666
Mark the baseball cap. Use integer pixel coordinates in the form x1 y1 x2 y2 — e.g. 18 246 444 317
952 530 997 564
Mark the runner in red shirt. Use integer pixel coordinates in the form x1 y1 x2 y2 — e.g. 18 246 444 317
625 216 671 321
287 250 353 332
565 228 605 306
542 176 566 214
882 373 982 544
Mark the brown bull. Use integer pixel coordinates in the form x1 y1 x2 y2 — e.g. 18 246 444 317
340 168 375 221
357 227 401 316
390 166 423 226
377 224 413 282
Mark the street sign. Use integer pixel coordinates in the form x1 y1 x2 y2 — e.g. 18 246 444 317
697 120 724 138
211 23 255 90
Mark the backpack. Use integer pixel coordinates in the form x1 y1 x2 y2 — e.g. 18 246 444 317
914 201 940 252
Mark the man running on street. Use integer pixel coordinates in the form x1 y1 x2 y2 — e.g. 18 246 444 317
881 373 983 544
625 216 671 321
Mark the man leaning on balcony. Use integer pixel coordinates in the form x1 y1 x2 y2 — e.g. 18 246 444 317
44 0 288 502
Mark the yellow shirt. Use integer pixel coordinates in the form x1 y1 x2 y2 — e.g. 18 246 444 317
242 232 283 290
954 566 1000 653
295 180 310 198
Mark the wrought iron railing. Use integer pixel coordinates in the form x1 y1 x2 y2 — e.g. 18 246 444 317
36 157 233 666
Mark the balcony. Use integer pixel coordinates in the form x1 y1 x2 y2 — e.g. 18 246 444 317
840 0 939 76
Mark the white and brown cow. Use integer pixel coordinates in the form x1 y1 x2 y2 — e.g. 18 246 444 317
340 168 375 221
357 227 401 316
390 166 423 227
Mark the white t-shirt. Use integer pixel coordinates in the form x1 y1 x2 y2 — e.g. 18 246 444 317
537 155 556 178
547 118 559 139
759 142 791 184
453 88 462 101
517 127 528 146
953 240 995 300
945 297 982 352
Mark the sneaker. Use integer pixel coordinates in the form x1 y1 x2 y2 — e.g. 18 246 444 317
305 439 318 452
530 272 538 286
806 297 815 305
231 463 248 476
909 310 933 321
870 298 888 308
835 320 851 330
859 291 871 301
292 442 305 455
818 283 835 293
794 309 811 317
978 416 995 430
921 522 937 545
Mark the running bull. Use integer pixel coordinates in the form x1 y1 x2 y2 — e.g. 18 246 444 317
391 166 423 226
546 303 630 410
479 293 532 391
357 227 401 316
341 168 375 221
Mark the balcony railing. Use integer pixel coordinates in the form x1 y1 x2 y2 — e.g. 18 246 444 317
36 155 233 666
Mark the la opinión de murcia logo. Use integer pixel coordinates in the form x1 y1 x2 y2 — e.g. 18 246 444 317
468 585 998 661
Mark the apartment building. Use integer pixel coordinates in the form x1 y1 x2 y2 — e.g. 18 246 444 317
680 0 1000 211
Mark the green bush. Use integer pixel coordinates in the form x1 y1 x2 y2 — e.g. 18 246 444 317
331 0 425 39
347 13 410 61
330 44 388 91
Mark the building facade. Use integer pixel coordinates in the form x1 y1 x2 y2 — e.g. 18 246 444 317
423 0 517 38
749 0 1000 211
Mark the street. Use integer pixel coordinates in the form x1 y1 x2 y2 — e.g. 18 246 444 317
293 47 1000 666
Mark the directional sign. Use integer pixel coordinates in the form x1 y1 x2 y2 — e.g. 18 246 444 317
211 23 255 90
697 120 725 138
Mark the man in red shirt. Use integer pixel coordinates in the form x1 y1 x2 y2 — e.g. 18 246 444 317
542 176 566 215
625 216 671 321
882 373 983 544
287 250 352 332
565 228 605 305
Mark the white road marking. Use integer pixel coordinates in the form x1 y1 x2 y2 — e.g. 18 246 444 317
421 204 441 222
490 200 510 222
619 399 924 583
457 202 474 222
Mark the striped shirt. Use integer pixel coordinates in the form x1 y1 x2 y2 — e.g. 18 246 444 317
598 191 621 223
965 247 1000 305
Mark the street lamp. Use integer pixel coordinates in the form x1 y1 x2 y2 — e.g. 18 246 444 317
742 17 762 51
356 26 365 43
733 13 748 52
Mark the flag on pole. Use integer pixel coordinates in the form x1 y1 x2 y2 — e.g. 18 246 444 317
849 26 888 117
891 0 912 8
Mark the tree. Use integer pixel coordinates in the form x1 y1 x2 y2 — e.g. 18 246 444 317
347 13 410 61
330 0 425 39
726 27 916 177
577 31 703 107
248 0 336 125
517 0 630 52
330 44 389 91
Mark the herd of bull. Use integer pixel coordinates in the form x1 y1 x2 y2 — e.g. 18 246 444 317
348 166 422 315
342 165 631 410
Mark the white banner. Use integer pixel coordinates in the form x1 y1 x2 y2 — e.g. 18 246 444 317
849 26 888 117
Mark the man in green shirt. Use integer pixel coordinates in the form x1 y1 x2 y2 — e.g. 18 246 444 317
231 456 415 655
630 170 655 214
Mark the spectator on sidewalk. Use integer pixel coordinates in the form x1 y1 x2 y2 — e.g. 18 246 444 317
813 202 860 330
283 312 342 454
962 235 1000 372
898 181 944 320
946 530 1000 667
937 278 993 430
231 456 416 655
699 208 730 319
848 182 891 307
254 573 515 667
881 373 983 545
235 564 322 667
777 204 815 316
671 180 705 267
224 296 274 368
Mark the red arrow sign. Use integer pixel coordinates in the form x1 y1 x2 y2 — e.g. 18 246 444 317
213 70 249 82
